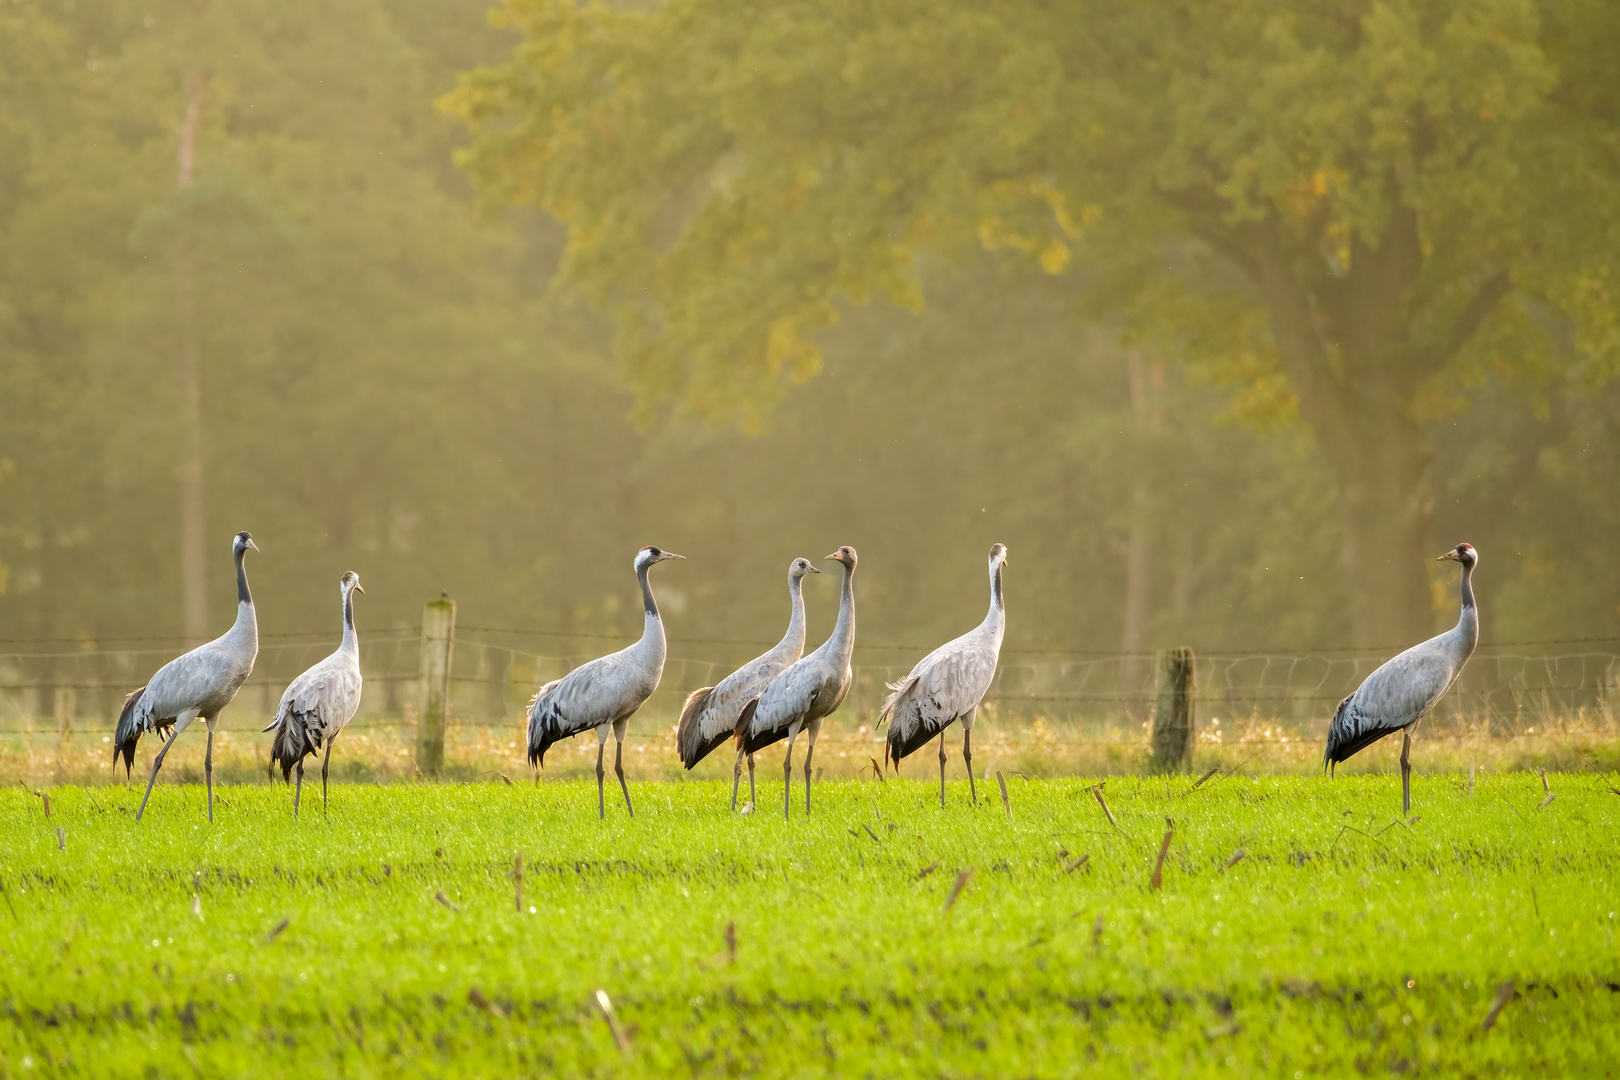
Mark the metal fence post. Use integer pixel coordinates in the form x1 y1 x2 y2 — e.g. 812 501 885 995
416 593 456 776
1150 647 1196 772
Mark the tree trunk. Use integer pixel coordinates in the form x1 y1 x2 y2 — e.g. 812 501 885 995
177 69 207 646
1236 215 1442 650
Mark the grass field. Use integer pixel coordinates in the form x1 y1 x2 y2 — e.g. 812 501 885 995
3 771 1618 1077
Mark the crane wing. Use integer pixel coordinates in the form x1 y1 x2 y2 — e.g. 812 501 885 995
881 632 1000 763
1325 640 1456 765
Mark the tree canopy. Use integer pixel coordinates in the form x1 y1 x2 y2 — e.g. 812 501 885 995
445 0 1620 644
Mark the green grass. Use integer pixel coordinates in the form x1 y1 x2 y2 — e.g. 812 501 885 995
3 772 1618 1077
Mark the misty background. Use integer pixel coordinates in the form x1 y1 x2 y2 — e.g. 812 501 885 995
2 0 1617 743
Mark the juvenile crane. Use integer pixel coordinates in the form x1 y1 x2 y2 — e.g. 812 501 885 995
114 531 260 822
1325 543 1480 813
264 571 365 817
528 546 685 817
881 543 1008 806
675 557 820 810
736 546 857 818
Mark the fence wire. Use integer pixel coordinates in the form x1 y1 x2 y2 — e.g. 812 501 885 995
2 625 1615 744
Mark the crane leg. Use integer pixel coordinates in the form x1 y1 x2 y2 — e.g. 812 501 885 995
204 724 215 824
294 760 304 819
937 732 948 809
782 721 802 821
321 736 335 814
595 726 608 820
803 719 820 816
1400 730 1412 815
136 732 180 823
747 753 756 809
963 723 977 805
731 747 744 812
613 718 633 818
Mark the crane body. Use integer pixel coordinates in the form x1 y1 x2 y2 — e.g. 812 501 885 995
1325 543 1480 812
737 546 857 818
881 543 1008 806
676 558 819 809
527 546 684 817
115 532 260 822
265 571 365 816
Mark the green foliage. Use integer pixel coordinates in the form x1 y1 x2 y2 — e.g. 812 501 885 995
3 776 1617 1075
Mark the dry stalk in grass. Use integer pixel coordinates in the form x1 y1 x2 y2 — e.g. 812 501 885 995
41 792 50 818
1090 784 1122 833
1537 792 1556 809
723 921 736 965
1092 914 1105 946
867 757 884 782
1482 981 1515 1033
468 987 507 1018
1182 766 1220 797
1539 769 1550 794
55 827 64 851
1150 819 1175 890
434 891 459 912
916 861 941 880
943 869 973 912
861 824 881 843
1221 849 1246 873
1065 855 1090 874
997 772 1011 818
593 989 633 1051
512 852 524 913
265 917 289 943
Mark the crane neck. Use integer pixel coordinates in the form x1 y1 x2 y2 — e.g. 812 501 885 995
778 574 807 655
339 586 359 652
987 561 1005 619
636 563 667 660
1454 560 1478 653
823 562 856 666
226 548 257 649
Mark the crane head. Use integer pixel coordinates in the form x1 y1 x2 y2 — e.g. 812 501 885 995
636 546 685 570
823 545 857 569
989 543 1009 569
341 570 364 596
1436 543 1477 567
233 531 260 555
789 557 822 578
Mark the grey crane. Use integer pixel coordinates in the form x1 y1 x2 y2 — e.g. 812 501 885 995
114 531 260 822
1325 543 1480 813
880 543 1008 807
528 546 685 817
264 571 366 817
675 557 820 810
735 546 857 818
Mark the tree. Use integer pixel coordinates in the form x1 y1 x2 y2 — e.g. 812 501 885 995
444 0 1620 647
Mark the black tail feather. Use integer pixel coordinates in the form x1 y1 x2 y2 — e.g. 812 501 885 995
269 713 315 782
113 687 146 778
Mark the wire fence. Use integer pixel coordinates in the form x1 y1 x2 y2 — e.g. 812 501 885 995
1 626 1615 745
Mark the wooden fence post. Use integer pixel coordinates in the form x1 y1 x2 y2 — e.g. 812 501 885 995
1150 647 1196 773
416 593 456 776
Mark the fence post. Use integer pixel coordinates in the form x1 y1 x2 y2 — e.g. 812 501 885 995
416 593 456 776
1150 647 1196 772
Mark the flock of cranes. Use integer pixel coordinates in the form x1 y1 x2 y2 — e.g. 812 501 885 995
110 532 1482 822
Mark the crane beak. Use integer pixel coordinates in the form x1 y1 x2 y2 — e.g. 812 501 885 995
353 583 365 595
807 564 823 574
663 552 686 561
247 539 261 553
1436 550 1459 562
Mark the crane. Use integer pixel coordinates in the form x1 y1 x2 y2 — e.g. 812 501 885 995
528 546 685 817
675 557 820 810
114 531 260 822
880 543 1008 806
1325 543 1480 813
735 546 857 818
264 571 365 816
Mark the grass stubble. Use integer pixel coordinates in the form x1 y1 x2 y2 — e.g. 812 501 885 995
1 771 1617 1077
